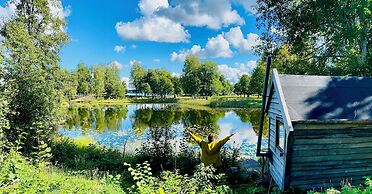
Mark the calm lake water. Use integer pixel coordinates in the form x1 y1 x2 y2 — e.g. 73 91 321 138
59 104 268 158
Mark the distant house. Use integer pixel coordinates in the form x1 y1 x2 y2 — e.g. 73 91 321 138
264 69 372 191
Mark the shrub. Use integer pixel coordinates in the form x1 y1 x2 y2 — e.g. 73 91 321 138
125 161 232 194
0 150 124 193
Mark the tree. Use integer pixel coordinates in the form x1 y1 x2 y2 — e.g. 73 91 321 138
142 83 152 97
257 0 371 76
92 65 105 98
198 61 219 97
233 82 242 96
105 65 123 99
0 0 68 155
77 63 91 95
181 55 201 97
60 69 78 100
219 75 233 95
249 64 265 97
172 76 183 98
237 74 251 97
158 76 174 98
130 62 146 93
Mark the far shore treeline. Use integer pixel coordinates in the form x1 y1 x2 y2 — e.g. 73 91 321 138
60 54 267 100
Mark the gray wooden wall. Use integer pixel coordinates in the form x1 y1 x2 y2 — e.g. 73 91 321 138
289 123 372 189
268 86 287 190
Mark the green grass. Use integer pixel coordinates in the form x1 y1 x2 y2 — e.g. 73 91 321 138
0 150 124 193
69 95 262 108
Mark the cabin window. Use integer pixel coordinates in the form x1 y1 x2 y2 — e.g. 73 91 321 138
276 119 285 151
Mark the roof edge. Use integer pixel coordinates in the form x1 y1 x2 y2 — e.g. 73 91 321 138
271 69 294 131
292 119 372 125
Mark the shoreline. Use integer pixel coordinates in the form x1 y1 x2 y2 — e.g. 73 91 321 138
66 96 262 109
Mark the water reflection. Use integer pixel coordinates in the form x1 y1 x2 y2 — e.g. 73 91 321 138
60 104 268 158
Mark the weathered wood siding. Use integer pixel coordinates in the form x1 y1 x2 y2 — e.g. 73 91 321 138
289 124 372 189
268 87 287 190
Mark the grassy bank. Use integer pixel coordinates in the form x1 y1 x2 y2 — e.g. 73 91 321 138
68 96 262 108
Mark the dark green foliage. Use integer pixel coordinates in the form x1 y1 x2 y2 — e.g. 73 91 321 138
249 64 265 97
181 55 202 96
181 55 233 97
92 65 105 98
50 137 137 172
257 0 371 76
234 74 251 97
0 150 124 193
1 0 67 157
77 63 91 95
104 65 126 99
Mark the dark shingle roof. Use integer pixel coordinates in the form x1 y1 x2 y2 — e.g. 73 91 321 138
279 75 372 121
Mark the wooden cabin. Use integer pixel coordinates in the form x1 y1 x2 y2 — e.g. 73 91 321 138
265 69 372 191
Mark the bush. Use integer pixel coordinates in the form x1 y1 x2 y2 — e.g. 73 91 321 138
50 137 138 172
125 161 232 194
0 150 124 193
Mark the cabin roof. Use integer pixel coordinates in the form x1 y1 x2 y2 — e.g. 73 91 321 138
270 72 372 122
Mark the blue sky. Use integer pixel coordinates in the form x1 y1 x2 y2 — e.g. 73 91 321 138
0 0 261 83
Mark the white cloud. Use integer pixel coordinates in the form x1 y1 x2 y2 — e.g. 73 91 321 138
225 26 260 53
129 60 142 66
170 34 232 62
218 60 257 83
110 60 123 69
171 72 181 77
155 0 244 29
131 44 137 49
139 0 169 16
49 1 71 20
153 58 161 63
204 34 233 58
232 0 257 14
114 45 125 53
115 17 189 43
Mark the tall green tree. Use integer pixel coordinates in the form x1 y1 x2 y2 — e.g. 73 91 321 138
236 74 251 97
181 55 201 97
60 69 78 100
130 62 146 93
0 0 68 155
172 76 183 97
92 65 105 98
198 61 219 97
219 75 233 96
257 0 371 76
249 64 265 97
104 65 124 99
77 63 91 95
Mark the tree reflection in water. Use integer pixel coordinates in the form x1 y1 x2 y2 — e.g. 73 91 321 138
60 104 268 158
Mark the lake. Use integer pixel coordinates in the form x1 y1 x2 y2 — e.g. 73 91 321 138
59 104 268 159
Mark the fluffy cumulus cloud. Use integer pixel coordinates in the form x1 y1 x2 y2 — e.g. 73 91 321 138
139 0 169 16
225 26 260 53
170 34 232 62
170 27 260 62
114 45 125 53
218 60 257 83
110 60 123 69
115 17 189 43
155 0 244 29
116 0 245 42
232 0 257 14
49 0 71 20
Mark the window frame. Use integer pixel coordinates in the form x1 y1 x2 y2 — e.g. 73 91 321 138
275 118 285 152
